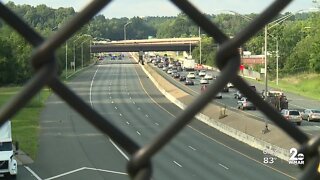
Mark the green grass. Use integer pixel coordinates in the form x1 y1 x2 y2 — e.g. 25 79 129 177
0 87 51 159
249 73 320 100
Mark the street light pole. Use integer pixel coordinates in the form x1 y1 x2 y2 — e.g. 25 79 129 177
264 26 268 93
199 27 202 64
124 22 132 40
276 38 279 85
65 42 68 79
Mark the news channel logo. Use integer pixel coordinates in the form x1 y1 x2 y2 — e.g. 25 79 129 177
288 148 304 165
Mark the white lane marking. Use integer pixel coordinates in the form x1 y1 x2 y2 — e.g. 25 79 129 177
137 107 141 110
25 166 42 180
119 113 122 117
84 167 127 175
109 139 129 160
219 163 229 170
133 101 136 104
129 97 132 99
109 96 112 99
126 121 130 125
109 92 111 95
114 107 117 110
145 114 149 118
188 146 196 151
111 101 114 104
173 161 182 167
155 122 159 126
46 167 127 180
89 67 100 107
45 167 86 180
136 131 141 135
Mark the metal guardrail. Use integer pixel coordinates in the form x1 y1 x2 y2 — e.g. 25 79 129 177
0 0 319 179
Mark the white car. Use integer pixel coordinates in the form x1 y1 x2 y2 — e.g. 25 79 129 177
187 72 196 79
199 70 206 77
200 78 209 84
204 73 213 80
167 69 173 74
227 82 234 88
162 66 168 71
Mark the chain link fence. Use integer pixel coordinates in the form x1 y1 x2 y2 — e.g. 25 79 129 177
0 0 319 179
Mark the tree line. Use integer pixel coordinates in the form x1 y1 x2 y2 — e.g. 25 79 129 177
0 2 319 85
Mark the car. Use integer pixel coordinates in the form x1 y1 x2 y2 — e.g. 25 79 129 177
199 70 206 77
222 86 229 92
215 92 222 99
201 85 222 98
179 76 186 81
237 97 256 110
177 66 183 72
200 78 209 84
280 109 302 125
234 91 243 99
172 69 178 74
204 73 213 80
301 109 320 121
162 66 168 71
187 72 196 79
157 63 164 68
185 78 194 85
227 82 234 88
167 69 173 74
173 73 180 79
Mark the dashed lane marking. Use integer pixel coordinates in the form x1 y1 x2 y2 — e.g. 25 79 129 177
173 161 182 168
219 163 229 170
188 146 196 151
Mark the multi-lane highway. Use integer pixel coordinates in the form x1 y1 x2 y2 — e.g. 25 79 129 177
16 55 300 179
149 62 320 136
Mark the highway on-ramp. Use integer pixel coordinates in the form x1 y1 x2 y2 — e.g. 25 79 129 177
16 55 300 180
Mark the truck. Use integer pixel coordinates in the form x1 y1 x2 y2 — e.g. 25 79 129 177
182 58 195 71
264 90 288 111
0 120 18 178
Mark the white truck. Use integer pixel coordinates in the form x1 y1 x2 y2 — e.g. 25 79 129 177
182 58 195 71
0 121 18 178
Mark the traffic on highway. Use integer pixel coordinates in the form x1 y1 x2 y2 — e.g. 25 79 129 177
147 54 320 136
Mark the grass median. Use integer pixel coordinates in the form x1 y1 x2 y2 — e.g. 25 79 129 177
0 87 51 159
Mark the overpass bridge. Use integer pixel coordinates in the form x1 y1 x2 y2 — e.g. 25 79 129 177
90 37 200 53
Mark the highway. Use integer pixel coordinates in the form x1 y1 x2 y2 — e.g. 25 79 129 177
16 55 300 180
149 63 320 136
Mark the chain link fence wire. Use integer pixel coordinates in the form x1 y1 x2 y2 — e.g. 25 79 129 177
0 0 319 179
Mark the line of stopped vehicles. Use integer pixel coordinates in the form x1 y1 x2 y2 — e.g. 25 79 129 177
147 55 320 126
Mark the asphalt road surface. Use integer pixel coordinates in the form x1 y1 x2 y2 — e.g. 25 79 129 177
150 63 320 136
15 55 301 180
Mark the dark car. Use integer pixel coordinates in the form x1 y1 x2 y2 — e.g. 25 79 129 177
222 86 229 92
234 91 243 99
173 73 180 79
179 75 186 81
185 78 194 85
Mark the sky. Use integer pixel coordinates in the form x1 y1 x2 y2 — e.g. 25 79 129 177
2 0 317 18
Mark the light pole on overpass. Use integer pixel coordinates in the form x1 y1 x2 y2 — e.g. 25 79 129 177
124 21 132 40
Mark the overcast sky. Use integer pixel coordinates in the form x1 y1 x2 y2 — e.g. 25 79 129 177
2 0 317 18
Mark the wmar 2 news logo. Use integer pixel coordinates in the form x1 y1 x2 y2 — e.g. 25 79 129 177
288 148 304 165
262 147 304 165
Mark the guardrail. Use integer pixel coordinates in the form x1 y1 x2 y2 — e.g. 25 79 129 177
0 0 318 179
